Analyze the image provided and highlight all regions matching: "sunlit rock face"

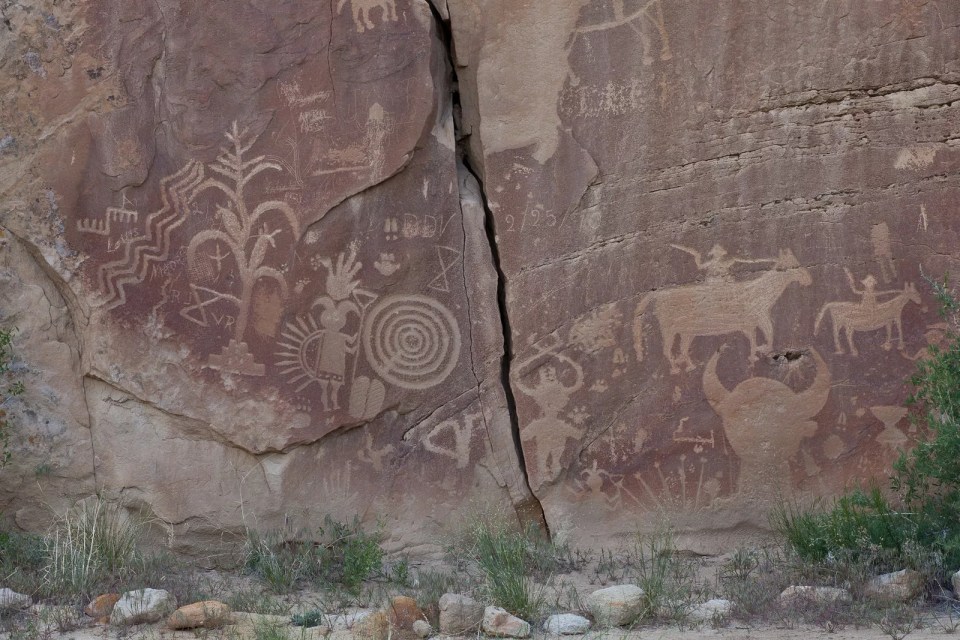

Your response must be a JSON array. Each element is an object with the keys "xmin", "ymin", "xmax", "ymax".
[{"xmin": 1, "ymin": 0, "xmax": 958, "ymax": 553}]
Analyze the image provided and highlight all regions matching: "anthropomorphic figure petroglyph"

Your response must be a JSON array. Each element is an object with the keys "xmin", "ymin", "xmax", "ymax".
[
  {"xmin": 633, "ymin": 249, "xmax": 812, "ymax": 372},
  {"xmin": 815, "ymin": 276, "xmax": 921, "ymax": 356},
  {"xmin": 515, "ymin": 340, "xmax": 584, "ymax": 489},
  {"xmin": 703, "ymin": 348, "xmax": 830, "ymax": 511},
  {"xmin": 670, "ymin": 244, "xmax": 776, "ymax": 282}
]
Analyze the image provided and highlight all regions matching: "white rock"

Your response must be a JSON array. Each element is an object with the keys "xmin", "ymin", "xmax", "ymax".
[
  {"xmin": 438, "ymin": 593, "xmax": 484, "ymax": 634},
  {"xmin": 952, "ymin": 569, "xmax": 960, "ymax": 596},
  {"xmin": 779, "ymin": 585, "xmax": 852, "ymax": 606},
  {"xmin": 543, "ymin": 613, "xmax": 591, "ymax": 634},
  {"xmin": 110, "ymin": 589, "xmax": 177, "ymax": 625},
  {"xmin": 482, "ymin": 606, "xmax": 530, "ymax": 638},
  {"xmin": 687, "ymin": 599, "xmax": 732, "ymax": 623},
  {"xmin": 412, "ymin": 619, "xmax": 433, "ymax": 638},
  {"xmin": 586, "ymin": 584, "xmax": 645, "ymax": 627},
  {"xmin": 325, "ymin": 610, "xmax": 373, "ymax": 630},
  {"xmin": 865, "ymin": 569, "xmax": 924, "ymax": 602},
  {"xmin": 0, "ymin": 588, "xmax": 32, "ymax": 610}
]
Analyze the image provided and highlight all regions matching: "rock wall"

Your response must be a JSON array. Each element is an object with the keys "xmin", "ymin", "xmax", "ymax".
[{"xmin": 1, "ymin": 0, "xmax": 959, "ymax": 553}]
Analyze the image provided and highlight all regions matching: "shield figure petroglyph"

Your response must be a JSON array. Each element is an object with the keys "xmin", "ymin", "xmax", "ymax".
[
  {"xmin": 703, "ymin": 348, "xmax": 831, "ymax": 507},
  {"xmin": 633, "ymin": 249, "xmax": 812, "ymax": 373}
]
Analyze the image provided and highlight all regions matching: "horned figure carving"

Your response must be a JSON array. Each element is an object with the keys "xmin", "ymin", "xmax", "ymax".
[
  {"xmin": 633, "ymin": 249, "xmax": 812, "ymax": 373},
  {"xmin": 703, "ymin": 348, "xmax": 831, "ymax": 511}
]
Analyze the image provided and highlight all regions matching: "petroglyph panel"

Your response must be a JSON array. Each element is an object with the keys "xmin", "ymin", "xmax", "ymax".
[
  {"xmin": 446, "ymin": 0, "xmax": 960, "ymax": 547},
  {"xmin": 1, "ymin": 0, "xmax": 539, "ymax": 552}
]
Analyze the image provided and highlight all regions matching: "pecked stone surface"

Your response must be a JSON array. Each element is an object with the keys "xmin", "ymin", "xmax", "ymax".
[
  {"xmin": 0, "ymin": 0, "xmax": 537, "ymax": 550},
  {"xmin": 1, "ymin": 0, "xmax": 960, "ymax": 553},
  {"xmin": 446, "ymin": 0, "xmax": 960, "ymax": 546}
]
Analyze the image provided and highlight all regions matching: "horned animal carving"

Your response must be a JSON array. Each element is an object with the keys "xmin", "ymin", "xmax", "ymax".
[
  {"xmin": 703, "ymin": 348, "xmax": 831, "ymax": 509},
  {"xmin": 633, "ymin": 249, "xmax": 812, "ymax": 373}
]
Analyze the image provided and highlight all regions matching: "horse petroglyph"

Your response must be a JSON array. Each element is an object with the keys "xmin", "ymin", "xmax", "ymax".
[
  {"xmin": 815, "ymin": 271, "xmax": 921, "ymax": 356},
  {"xmin": 633, "ymin": 249, "xmax": 812, "ymax": 373}
]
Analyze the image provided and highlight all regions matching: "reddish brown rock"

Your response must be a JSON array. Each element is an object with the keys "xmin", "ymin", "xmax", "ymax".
[
  {"xmin": 388, "ymin": 596, "xmax": 426, "ymax": 631},
  {"xmin": 84, "ymin": 594, "xmax": 120, "ymax": 622},
  {"xmin": 167, "ymin": 600, "xmax": 232, "ymax": 629}
]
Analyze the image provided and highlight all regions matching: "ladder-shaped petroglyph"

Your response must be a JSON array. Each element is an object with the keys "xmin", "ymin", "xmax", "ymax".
[
  {"xmin": 177, "ymin": 121, "xmax": 300, "ymax": 376},
  {"xmin": 77, "ymin": 197, "xmax": 139, "ymax": 236},
  {"xmin": 515, "ymin": 337, "xmax": 585, "ymax": 490},
  {"xmin": 814, "ymin": 271, "xmax": 921, "ymax": 356},
  {"xmin": 703, "ymin": 348, "xmax": 831, "ymax": 506},
  {"xmin": 95, "ymin": 162, "xmax": 205, "ymax": 310},
  {"xmin": 337, "ymin": 0, "xmax": 397, "ymax": 32},
  {"xmin": 362, "ymin": 294, "xmax": 461, "ymax": 390},
  {"xmin": 633, "ymin": 248, "xmax": 812, "ymax": 373}
]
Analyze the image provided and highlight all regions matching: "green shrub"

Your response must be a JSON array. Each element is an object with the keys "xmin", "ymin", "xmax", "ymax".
[{"xmin": 244, "ymin": 516, "xmax": 383, "ymax": 594}]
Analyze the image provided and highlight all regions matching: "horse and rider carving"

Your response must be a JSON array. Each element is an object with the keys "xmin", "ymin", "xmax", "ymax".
[{"xmin": 632, "ymin": 248, "xmax": 812, "ymax": 373}]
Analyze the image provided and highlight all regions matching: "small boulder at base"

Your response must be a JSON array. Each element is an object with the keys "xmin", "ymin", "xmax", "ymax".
[
  {"xmin": 482, "ymin": 606, "xmax": 530, "ymax": 638},
  {"xmin": 865, "ymin": 569, "xmax": 925, "ymax": 602},
  {"xmin": 412, "ymin": 619, "xmax": 433, "ymax": 638},
  {"xmin": 687, "ymin": 599, "xmax": 733, "ymax": 623},
  {"xmin": 388, "ymin": 595, "xmax": 425, "ymax": 630},
  {"xmin": 110, "ymin": 589, "xmax": 177, "ymax": 625},
  {"xmin": 167, "ymin": 600, "xmax": 232, "ymax": 629},
  {"xmin": 438, "ymin": 593, "xmax": 484, "ymax": 634},
  {"xmin": 953, "ymin": 569, "xmax": 960, "ymax": 596},
  {"xmin": 0, "ymin": 588, "xmax": 32, "ymax": 610},
  {"xmin": 543, "ymin": 613, "xmax": 591, "ymax": 635},
  {"xmin": 779, "ymin": 585, "xmax": 852, "ymax": 606},
  {"xmin": 84, "ymin": 593, "xmax": 120, "ymax": 621},
  {"xmin": 352, "ymin": 609, "xmax": 389, "ymax": 640},
  {"xmin": 586, "ymin": 584, "xmax": 645, "ymax": 627}
]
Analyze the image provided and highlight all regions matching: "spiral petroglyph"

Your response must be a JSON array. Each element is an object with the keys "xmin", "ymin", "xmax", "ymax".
[{"xmin": 362, "ymin": 295, "xmax": 460, "ymax": 390}]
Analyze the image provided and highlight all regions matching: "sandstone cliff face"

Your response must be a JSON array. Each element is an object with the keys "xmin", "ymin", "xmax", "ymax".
[{"xmin": 1, "ymin": 0, "xmax": 958, "ymax": 552}]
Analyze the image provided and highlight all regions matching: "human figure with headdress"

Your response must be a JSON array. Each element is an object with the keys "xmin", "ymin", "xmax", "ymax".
[
  {"xmin": 670, "ymin": 243, "xmax": 776, "ymax": 281},
  {"xmin": 844, "ymin": 268, "xmax": 901, "ymax": 313}
]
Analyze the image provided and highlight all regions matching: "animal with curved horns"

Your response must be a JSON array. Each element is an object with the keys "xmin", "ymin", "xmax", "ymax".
[
  {"xmin": 814, "ymin": 282, "xmax": 921, "ymax": 356},
  {"xmin": 703, "ymin": 348, "xmax": 831, "ymax": 511},
  {"xmin": 632, "ymin": 249, "xmax": 812, "ymax": 373}
]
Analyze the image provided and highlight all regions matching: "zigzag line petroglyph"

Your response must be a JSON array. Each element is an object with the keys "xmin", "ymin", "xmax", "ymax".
[{"xmin": 97, "ymin": 161, "xmax": 205, "ymax": 310}]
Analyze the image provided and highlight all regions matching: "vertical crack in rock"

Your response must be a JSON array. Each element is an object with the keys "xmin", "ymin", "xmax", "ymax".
[{"xmin": 426, "ymin": 0, "xmax": 548, "ymax": 535}]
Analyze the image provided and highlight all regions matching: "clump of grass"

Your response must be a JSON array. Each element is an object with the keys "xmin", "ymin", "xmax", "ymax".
[
  {"xmin": 458, "ymin": 515, "xmax": 549, "ymax": 621},
  {"xmin": 41, "ymin": 497, "xmax": 143, "ymax": 597},
  {"xmin": 244, "ymin": 515, "xmax": 384, "ymax": 594},
  {"xmin": 0, "ymin": 530, "xmax": 45, "ymax": 596},
  {"xmin": 630, "ymin": 527, "xmax": 699, "ymax": 622}
]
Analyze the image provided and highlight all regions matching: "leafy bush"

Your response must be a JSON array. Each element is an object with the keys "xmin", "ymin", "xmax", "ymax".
[{"xmin": 0, "ymin": 327, "xmax": 25, "ymax": 468}]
